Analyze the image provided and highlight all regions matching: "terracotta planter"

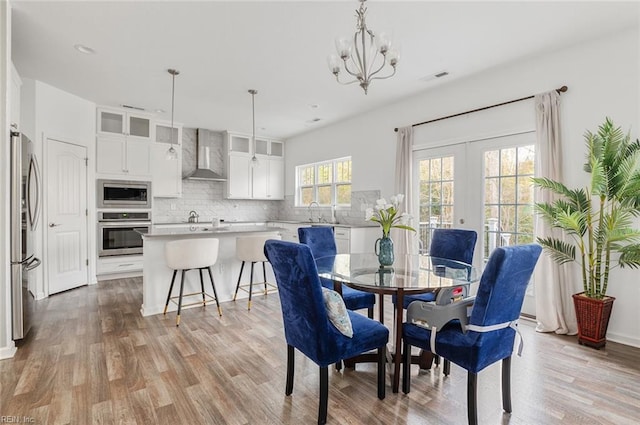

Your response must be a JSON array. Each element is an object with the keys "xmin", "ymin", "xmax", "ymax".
[{"xmin": 572, "ymin": 292, "xmax": 615, "ymax": 349}]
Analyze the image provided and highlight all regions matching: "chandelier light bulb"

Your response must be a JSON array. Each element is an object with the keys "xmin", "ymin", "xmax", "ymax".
[
  {"xmin": 375, "ymin": 30, "xmax": 393, "ymax": 54},
  {"xmin": 335, "ymin": 36, "xmax": 353, "ymax": 60},
  {"xmin": 327, "ymin": 55, "xmax": 342, "ymax": 75}
]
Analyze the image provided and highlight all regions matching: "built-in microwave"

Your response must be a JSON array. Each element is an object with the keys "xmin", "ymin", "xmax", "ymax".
[{"xmin": 97, "ymin": 179, "xmax": 152, "ymax": 209}]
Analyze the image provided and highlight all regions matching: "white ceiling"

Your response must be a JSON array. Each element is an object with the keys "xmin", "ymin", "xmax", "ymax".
[{"xmin": 11, "ymin": 1, "xmax": 640, "ymax": 139}]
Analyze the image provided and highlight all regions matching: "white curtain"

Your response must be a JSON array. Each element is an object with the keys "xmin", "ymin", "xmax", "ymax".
[
  {"xmin": 533, "ymin": 91, "xmax": 577, "ymax": 335},
  {"xmin": 393, "ymin": 126, "xmax": 416, "ymax": 256}
]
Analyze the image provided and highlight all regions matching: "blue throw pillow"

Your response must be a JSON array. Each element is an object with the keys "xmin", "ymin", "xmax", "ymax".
[{"xmin": 322, "ymin": 287, "xmax": 353, "ymax": 338}]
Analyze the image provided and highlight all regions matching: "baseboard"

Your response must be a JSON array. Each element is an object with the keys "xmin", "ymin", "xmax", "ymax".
[
  {"xmin": 0, "ymin": 343, "xmax": 17, "ymax": 359},
  {"xmin": 607, "ymin": 332, "xmax": 640, "ymax": 348}
]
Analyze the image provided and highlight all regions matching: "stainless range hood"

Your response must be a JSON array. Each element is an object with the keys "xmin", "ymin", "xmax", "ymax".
[{"xmin": 184, "ymin": 128, "xmax": 227, "ymax": 181}]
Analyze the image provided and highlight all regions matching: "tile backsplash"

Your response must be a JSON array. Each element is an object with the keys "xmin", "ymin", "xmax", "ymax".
[
  {"xmin": 153, "ymin": 128, "xmax": 282, "ymax": 223},
  {"xmin": 153, "ymin": 127, "xmax": 380, "ymax": 225}
]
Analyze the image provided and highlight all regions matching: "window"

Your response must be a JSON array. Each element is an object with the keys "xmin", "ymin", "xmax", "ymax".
[
  {"xmin": 296, "ymin": 157, "xmax": 352, "ymax": 206},
  {"xmin": 483, "ymin": 145, "xmax": 535, "ymax": 261}
]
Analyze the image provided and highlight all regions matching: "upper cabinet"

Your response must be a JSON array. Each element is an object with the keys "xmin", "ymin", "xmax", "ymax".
[
  {"xmin": 96, "ymin": 107, "xmax": 152, "ymax": 179},
  {"xmin": 150, "ymin": 120, "xmax": 183, "ymax": 198},
  {"xmin": 225, "ymin": 131, "xmax": 285, "ymax": 200},
  {"xmin": 95, "ymin": 108, "xmax": 183, "ymax": 196},
  {"xmin": 97, "ymin": 107, "xmax": 153, "ymax": 142}
]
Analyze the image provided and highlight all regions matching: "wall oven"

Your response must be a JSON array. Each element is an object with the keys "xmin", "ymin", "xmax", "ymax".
[
  {"xmin": 98, "ymin": 211, "xmax": 151, "ymax": 257},
  {"xmin": 97, "ymin": 179, "xmax": 152, "ymax": 209}
]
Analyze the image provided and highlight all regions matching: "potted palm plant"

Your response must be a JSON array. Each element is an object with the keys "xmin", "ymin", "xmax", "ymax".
[{"xmin": 532, "ymin": 118, "xmax": 640, "ymax": 348}]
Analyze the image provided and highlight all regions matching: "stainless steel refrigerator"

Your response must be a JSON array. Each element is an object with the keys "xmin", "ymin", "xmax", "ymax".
[{"xmin": 10, "ymin": 129, "xmax": 41, "ymax": 340}]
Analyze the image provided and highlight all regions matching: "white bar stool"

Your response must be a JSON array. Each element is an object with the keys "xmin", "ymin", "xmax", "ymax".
[
  {"xmin": 163, "ymin": 238, "xmax": 222, "ymax": 326},
  {"xmin": 233, "ymin": 234, "xmax": 281, "ymax": 310}
]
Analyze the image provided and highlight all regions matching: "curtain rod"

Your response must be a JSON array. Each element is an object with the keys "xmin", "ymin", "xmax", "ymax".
[{"xmin": 393, "ymin": 85, "xmax": 568, "ymax": 132}]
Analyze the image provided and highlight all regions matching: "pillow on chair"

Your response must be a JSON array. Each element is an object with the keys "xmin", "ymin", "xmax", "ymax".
[{"xmin": 322, "ymin": 287, "xmax": 353, "ymax": 338}]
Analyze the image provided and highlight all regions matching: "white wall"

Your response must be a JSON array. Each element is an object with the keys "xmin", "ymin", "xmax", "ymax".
[
  {"xmin": 285, "ymin": 28, "xmax": 640, "ymax": 346},
  {"xmin": 20, "ymin": 79, "xmax": 97, "ymax": 298}
]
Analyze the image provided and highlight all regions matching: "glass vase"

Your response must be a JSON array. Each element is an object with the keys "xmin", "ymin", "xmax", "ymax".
[{"xmin": 375, "ymin": 235, "xmax": 394, "ymax": 267}]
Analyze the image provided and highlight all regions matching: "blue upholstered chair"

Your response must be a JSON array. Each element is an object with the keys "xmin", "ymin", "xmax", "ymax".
[
  {"xmin": 401, "ymin": 244, "xmax": 542, "ymax": 425},
  {"xmin": 298, "ymin": 227, "xmax": 375, "ymax": 318},
  {"xmin": 398, "ymin": 228, "xmax": 478, "ymax": 309},
  {"xmin": 264, "ymin": 240, "xmax": 389, "ymax": 425}
]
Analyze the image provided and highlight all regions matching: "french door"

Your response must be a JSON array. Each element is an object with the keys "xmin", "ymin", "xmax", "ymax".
[{"xmin": 413, "ymin": 132, "xmax": 538, "ymax": 315}]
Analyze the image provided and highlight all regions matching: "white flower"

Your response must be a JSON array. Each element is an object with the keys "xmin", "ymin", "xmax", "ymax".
[
  {"xmin": 376, "ymin": 198, "xmax": 387, "ymax": 207},
  {"xmin": 390, "ymin": 195, "xmax": 398, "ymax": 205},
  {"xmin": 365, "ymin": 208, "xmax": 374, "ymax": 220},
  {"xmin": 396, "ymin": 194, "xmax": 405, "ymax": 204}
]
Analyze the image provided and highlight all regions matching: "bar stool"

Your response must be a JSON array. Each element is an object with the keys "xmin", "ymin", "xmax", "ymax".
[
  {"xmin": 233, "ymin": 234, "xmax": 281, "ymax": 310},
  {"xmin": 163, "ymin": 238, "xmax": 222, "ymax": 326}
]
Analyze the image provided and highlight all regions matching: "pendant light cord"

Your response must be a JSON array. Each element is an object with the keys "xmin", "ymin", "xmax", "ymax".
[
  {"xmin": 249, "ymin": 89, "xmax": 258, "ymax": 162},
  {"xmin": 167, "ymin": 69, "xmax": 180, "ymax": 156}
]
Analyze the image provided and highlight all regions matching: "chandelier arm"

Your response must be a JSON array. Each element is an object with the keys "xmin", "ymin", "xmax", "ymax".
[
  {"xmin": 342, "ymin": 59, "xmax": 362, "ymax": 79},
  {"xmin": 352, "ymin": 31, "xmax": 365, "ymax": 78},
  {"xmin": 367, "ymin": 55, "xmax": 388, "ymax": 80},
  {"xmin": 369, "ymin": 66, "xmax": 397, "ymax": 82},
  {"xmin": 334, "ymin": 75, "xmax": 360, "ymax": 86}
]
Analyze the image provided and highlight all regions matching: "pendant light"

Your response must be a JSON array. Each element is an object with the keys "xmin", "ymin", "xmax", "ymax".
[
  {"xmin": 248, "ymin": 89, "xmax": 258, "ymax": 164},
  {"xmin": 166, "ymin": 69, "xmax": 180, "ymax": 160}
]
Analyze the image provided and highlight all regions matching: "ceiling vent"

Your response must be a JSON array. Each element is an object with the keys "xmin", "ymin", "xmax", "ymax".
[{"xmin": 121, "ymin": 104, "xmax": 146, "ymax": 111}]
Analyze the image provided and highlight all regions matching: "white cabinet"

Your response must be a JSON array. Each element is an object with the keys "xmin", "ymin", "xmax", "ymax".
[
  {"xmin": 96, "ymin": 135, "xmax": 151, "ymax": 177},
  {"xmin": 227, "ymin": 154, "xmax": 252, "ymax": 199},
  {"xmin": 97, "ymin": 255, "xmax": 143, "ymax": 276},
  {"xmin": 151, "ymin": 121, "xmax": 182, "ymax": 198},
  {"xmin": 225, "ymin": 132, "xmax": 285, "ymax": 200},
  {"xmin": 96, "ymin": 107, "xmax": 154, "ymax": 178},
  {"xmin": 97, "ymin": 108, "xmax": 152, "ymax": 141},
  {"xmin": 268, "ymin": 222, "xmax": 308, "ymax": 242}
]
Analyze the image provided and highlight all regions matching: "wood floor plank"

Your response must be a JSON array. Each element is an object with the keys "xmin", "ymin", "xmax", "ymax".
[{"xmin": 1, "ymin": 276, "xmax": 639, "ymax": 424}]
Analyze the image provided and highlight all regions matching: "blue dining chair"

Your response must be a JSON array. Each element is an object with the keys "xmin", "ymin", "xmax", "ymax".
[
  {"xmin": 398, "ymin": 228, "xmax": 478, "ymax": 309},
  {"xmin": 264, "ymin": 240, "xmax": 389, "ymax": 425},
  {"xmin": 298, "ymin": 227, "xmax": 375, "ymax": 318},
  {"xmin": 401, "ymin": 244, "xmax": 542, "ymax": 425}
]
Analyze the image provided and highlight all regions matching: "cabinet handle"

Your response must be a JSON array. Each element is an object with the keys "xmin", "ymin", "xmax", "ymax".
[{"xmin": 118, "ymin": 263, "xmax": 134, "ymax": 267}]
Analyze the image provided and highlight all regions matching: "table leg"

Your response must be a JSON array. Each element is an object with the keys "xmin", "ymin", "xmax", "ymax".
[{"xmin": 392, "ymin": 290, "xmax": 404, "ymax": 393}]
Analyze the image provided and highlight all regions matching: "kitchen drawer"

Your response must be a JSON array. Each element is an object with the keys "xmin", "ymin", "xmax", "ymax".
[{"xmin": 97, "ymin": 255, "xmax": 143, "ymax": 275}]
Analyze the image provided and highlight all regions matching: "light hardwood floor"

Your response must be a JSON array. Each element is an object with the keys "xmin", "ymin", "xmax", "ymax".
[{"xmin": 1, "ymin": 277, "xmax": 639, "ymax": 424}]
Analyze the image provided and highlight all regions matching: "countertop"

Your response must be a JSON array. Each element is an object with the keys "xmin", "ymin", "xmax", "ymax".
[
  {"xmin": 139, "ymin": 225, "xmax": 284, "ymax": 238},
  {"xmin": 152, "ymin": 220, "xmax": 378, "ymax": 229},
  {"xmin": 269, "ymin": 221, "xmax": 379, "ymax": 229}
]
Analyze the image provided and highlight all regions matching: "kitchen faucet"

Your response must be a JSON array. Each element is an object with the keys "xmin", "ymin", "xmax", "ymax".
[
  {"xmin": 188, "ymin": 210, "xmax": 199, "ymax": 223},
  {"xmin": 307, "ymin": 201, "xmax": 320, "ymax": 222}
]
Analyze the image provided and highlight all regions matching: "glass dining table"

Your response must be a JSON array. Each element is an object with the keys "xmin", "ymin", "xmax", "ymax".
[{"xmin": 316, "ymin": 253, "xmax": 479, "ymax": 393}]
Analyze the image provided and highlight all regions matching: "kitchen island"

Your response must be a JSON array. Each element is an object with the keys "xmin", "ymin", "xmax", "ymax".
[{"xmin": 139, "ymin": 225, "xmax": 283, "ymax": 317}]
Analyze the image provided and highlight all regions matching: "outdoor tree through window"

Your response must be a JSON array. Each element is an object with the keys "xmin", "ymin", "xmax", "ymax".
[{"xmin": 296, "ymin": 157, "xmax": 352, "ymax": 206}]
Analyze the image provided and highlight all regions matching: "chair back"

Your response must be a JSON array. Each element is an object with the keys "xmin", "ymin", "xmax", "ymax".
[
  {"xmin": 236, "ymin": 234, "xmax": 282, "ymax": 262},
  {"xmin": 165, "ymin": 238, "xmax": 219, "ymax": 270},
  {"xmin": 298, "ymin": 227, "xmax": 337, "ymax": 258},
  {"xmin": 469, "ymin": 244, "xmax": 542, "ymax": 328},
  {"xmin": 264, "ymin": 240, "xmax": 337, "ymax": 365},
  {"xmin": 429, "ymin": 228, "xmax": 477, "ymax": 264}
]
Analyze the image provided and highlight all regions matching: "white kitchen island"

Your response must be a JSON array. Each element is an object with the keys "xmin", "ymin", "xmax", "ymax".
[{"xmin": 139, "ymin": 225, "xmax": 283, "ymax": 317}]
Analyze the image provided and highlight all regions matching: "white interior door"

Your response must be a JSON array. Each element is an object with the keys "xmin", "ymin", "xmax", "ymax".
[{"xmin": 46, "ymin": 140, "xmax": 88, "ymax": 294}]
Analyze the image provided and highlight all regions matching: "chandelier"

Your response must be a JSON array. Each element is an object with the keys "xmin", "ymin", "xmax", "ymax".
[{"xmin": 328, "ymin": 0, "xmax": 399, "ymax": 94}]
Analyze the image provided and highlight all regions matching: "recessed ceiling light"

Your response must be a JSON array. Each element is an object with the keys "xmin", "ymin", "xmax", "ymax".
[
  {"xmin": 309, "ymin": 104, "xmax": 319, "ymax": 109},
  {"xmin": 74, "ymin": 44, "xmax": 95, "ymax": 54},
  {"xmin": 154, "ymin": 109, "xmax": 165, "ymax": 114},
  {"xmin": 306, "ymin": 118, "xmax": 322, "ymax": 124}
]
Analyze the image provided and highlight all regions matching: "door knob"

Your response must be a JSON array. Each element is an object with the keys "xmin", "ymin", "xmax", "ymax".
[
  {"xmin": 49, "ymin": 222, "xmax": 60, "ymax": 227},
  {"xmin": 459, "ymin": 218, "xmax": 465, "ymax": 224}
]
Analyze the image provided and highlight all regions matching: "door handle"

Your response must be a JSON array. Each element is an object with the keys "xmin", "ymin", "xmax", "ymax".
[{"xmin": 49, "ymin": 222, "xmax": 60, "ymax": 227}]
